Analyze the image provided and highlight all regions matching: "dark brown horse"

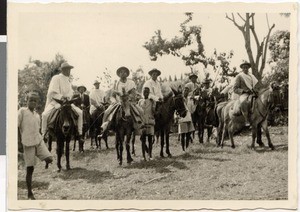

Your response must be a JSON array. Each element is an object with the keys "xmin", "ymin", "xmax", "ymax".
[
  {"xmin": 155, "ymin": 87, "xmax": 187, "ymax": 158},
  {"xmin": 216, "ymin": 85, "xmax": 279, "ymax": 149},
  {"xmin": 193, "ymin": 88, "xmax": 218, "ymax": 143},
  {"xmin": 46, "ymin": 98, "xmax": 78, "ymax": 171},
  {"xmin": 90, "ymin": 103, "xmax": 110, "ymax": 150}
]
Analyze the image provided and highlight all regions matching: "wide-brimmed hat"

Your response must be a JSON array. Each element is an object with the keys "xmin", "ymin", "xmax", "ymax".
[
  {"xmin": 240, "ymin": 61, "xmax": 251, "ymax": 69},
  {"xmin": 93, "ymin": 80, "xmax": 100, "ymax": 85},
  {"xmin": 148, "ymin": 68, "xmax": 161, "ymax": 76},
  {"xmin": 116, "ymin": 66, "xmax": 130, "ymax": 77},
  {"xmin": 77, "ymin": 85, "xmax": 87, "ymax": 92},
  {"xmin": 60, "ymin": 62, "xmax": 74, "ymax": 70},
  {"xmin": 189, "ymin": 73, "xmax": 198, "ymax": 79}
]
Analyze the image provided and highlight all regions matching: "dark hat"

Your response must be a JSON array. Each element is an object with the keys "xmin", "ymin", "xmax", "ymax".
[
  {"xmin": 189, "ymin": 73, "xmax": 198, "ymax": 79},
  {"xmin": 93, "ymin": 80, "xmax": 100, "ymax": 85},
  {"xmin": 60, "ymin": 62, "xmax": 74, "ymax": 70},
  {"xmin": 240, "ymin": 61, "xmax": 251, "ymax": 69},
  {"xmin": 148, "ymin": 68, "xmax": 161, "ymax": 76},
  {"xmin": 77, "ymin": 85, "xmax": 87, "ymax": 92},
  {"xmin": 116, "ymin": 66, "xmax": 130, "ymax": 77}
]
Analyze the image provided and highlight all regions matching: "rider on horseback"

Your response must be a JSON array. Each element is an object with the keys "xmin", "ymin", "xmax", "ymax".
[
  {"xmin": 73, "ymin": 85, "xmax": 90, "ymax": 110},
  {"xmin": 41, "ymin": 62, "xmax": 84, "ymax": 142},
  {"xmin": 101, "ymin": 66, "xmax": 144, "ymax": 133},
  {"xmin": 232, "ymin": 61, "xmax": 258, "ymax": 126},
  {"xmin": 89, "ymin": 80, "xmax": 106, "ymax": 115}
]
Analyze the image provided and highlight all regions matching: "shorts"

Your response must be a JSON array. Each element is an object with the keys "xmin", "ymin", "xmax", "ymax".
[{"xmin": 23, "ymin": 141, "xmax": 52, "ymax": 167}]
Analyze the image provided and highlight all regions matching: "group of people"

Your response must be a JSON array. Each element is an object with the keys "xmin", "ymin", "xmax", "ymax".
[{"xmin": 18, "ymin": 60, "xmax": 259, "ymax": 199}]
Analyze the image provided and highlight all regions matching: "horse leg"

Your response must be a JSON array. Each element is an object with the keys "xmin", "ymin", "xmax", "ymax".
[
  {"xmin": 261, "ymin": 120, "xmax": 274, "ymax": 150},
  {"xmin": 228, "ymin": 124, "xmax": 235, "ymax": 149},
  {"xmin": 66, "ymin": 139, "xmax": 71, "ymax": 170},
  {"xmin": 56, "ymin": 140, "xmax": 63, "ymax": 172},
  {"xmin": 73, "ymin": 138, "xmax": 76, "ymax": 151},
  {"xmin": 160, "ymin": 130, "xmax": 165, "ymax": 158},
  {"xmin": 251, "ymin": 124, "xmax": 257, "ymax": 150},
  {"xmin": 115, "ymin": 134, "xmax": 120, "ymax": 161},
  {"xmin": 166, "ymin": 131, "xmax": 172, "ymax": 157},
  {"xmin": 79, "ymin": 133, "xmax": 84, "ymax": 153},
  {"xmin": 48, "ymin": 135, "xmax": 52, "ymax": 152},
  {"xmin": 256, "ymin": 123, "xmax": 265, "ymax": 147},
  {"xmin": 206, "ymin": 126, "xmax": 213, "ymax": 143},
  {"xmin": 217, "ymin": 122, "xmax": 223, "ymax": 146},
  {"xmin": 126, "ymin": 130, "xmax": 133, "ymax": 164},
  {"xmin": 221, "ymin": 123, "xmax": 227, "ymax": 148},
  {"xmin": 104, "ymin": 132, "xmax": 109, "ymax": 149},
  {"xmin": 198, "ymin": 121, "xmax": 204, "ymax": 143},
  {"xmin": 131, "ymin": 132, "xmax": 136, "ymax": 156}
]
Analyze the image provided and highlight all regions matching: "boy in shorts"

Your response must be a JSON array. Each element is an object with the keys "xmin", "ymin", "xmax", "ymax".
[{"xmin": 18, "ymin": 91, "xmax": 53, "ymax": 200}]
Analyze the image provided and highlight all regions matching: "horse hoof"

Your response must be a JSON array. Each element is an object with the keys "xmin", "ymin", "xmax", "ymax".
[
  {"xmin": 66, "ymin": 166, "xmax": 71, "ymax": 170},
  {"xmin": 167, "ymin": 154, "xmax": 172, "ymax": 158},
  {"xmin": 250, "ymin": 146, "xmax": 255, "ymax": 150},
  {"xmin": 45, "ymin": 164, "xmax": 49, "ymax": 169},
  {"xmin": 231, "ymin": 145, "xmax": 235, "ymax": 149},
  {"xmin": 57, "ymin": 169, "xmax": 61, "ymax": 173},
  {"xmin": 28, "ymin": 193, "xmax": 36, "ymax": 200},
  {"xmin": 160, "ymin": 154, "xmax": 165, "ymax": 158},
  {"xmin": 119, "ymin": 161, "xmax": 122, "ymax": 166},
  {"xmin": 269, "ymin": 145, "xmax": 275, "ymax": 150}
]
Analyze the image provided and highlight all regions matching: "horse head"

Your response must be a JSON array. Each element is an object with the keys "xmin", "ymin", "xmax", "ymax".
[
  {"xmin": 53, "ymin": 97, "xmax": 77, "ymax": 137},
  {"xmin": 171, "ymin": 86, "xmax": 187, "ymax": 118}
]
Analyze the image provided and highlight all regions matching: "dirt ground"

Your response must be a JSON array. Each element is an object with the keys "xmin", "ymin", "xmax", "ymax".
[{"xmin": 18, "ymin": 126, "xmax": 288, "ymax": 200}]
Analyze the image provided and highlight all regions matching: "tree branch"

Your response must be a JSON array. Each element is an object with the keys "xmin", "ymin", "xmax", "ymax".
[
  {"xmin": 237, "ymin": 13, "xmax": 246, "ymax": 22},
  {"xmin": 260, "ymin": 23, "xmax": 275, "ymax": 75},
  {"xmin": 226, "ymin": 13, "xmax": 244, "ymax": 31},
  {"xmin": 250, "ymin": 15, "xmax": 260, "ymax": 48}
]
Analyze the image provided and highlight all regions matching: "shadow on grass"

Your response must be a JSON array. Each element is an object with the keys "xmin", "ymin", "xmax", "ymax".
[
  {"xmin": 18, "ymin": 180, "xmax": 50, "ymax": 190},
  {"xmin": 57, "ymin": 167, "xmax": 113, "ymax": 184},
  {"xmin": 253, "ymin": 144, "xmax": 288, "ymax": 153},
  {"xmin": 124, "ymin": 158, "xmax": 188, "ymax": 173}
]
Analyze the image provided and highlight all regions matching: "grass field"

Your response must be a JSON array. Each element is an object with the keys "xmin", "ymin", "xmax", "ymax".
[{"xmin": 18, "ymin": 126, "xmax": 288, "ymax": 200}]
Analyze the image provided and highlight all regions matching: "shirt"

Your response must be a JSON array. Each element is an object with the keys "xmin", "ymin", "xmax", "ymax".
[
  {"xmin": 18, "ymin": 107, "xmax": 43, "ymax": 147},
  {"xmin": 89, "ymin": 89, "xmax": 106, "ymax": 114},
  {"xmin": 142, "ymin": 79, "xmax": 163, "ymax": 101},
  {"xmin": 114, "ymin": 79, "xmax": 136, "ymax": 102},
  {"xmin": 185, "ymin": 81, "xmax": 200, "ymax": 95},
  {"xmin": 45, "ymin": 73, "xmax": 74, "ymax": 107},
  {"xmin": 138, "ymin": 98, "xmax": 155, "ymax": 125}
]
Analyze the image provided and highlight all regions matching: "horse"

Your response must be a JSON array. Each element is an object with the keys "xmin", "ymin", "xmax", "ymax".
[
  {"xmin": 46, "ymin": 98, "xmax": 78, "ymax": 171},
  {"xmin": 73, "ymin": 105, "xmax": 90, "ymax": 152},
  {"xmin": 193, "ymin": 88, "xmax": 218, "ymax": 143},
  {"xmin": 90, "ymin": 103, "xmax": 110, "ymax": 150},
  {"xmin": 155, "ymin": 87, "xmax": 187, "ymax": 158},
  {"xmin": 216, "ymin": 85, "xmax": 279, "ymax": 149}
]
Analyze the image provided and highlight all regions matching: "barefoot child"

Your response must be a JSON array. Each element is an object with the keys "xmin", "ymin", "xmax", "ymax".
[
  {"xmin": 18, "ymin": 91, "xmax": 53, "ymax": 200},
  {"xmin": 138, "ymin": 87, "xmax": 156, "ymax": 161}
]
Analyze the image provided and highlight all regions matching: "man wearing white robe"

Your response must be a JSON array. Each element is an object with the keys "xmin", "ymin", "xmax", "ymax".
[
  {"xmin": 142, "ymin": 69, "xmax": 163, "ymax": 102},
  {"xmin": 41, "ymin": 62, "xmax": 83, "ymax": 138},
  {"xmin": 89, "ymin": 80, "xmax": 106, "ymax": 115}
]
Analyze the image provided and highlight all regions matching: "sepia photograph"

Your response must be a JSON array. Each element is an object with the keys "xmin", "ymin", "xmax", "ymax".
[{"xmin": 7, "ymin": 2, "xmax": 297, "ymax": 210}]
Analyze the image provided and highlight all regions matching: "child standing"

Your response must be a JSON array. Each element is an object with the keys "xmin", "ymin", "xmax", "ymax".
[
  {"xmin": 178, "ymin": 86, "xmax": 195, "ymax": 152},
  {"xmin": 18, "ymin": 92, "xmax": 53, "ymax": 200},
  {"xmin": 138, "ymin": 87, "xmax": 156, "ymax": 161}
]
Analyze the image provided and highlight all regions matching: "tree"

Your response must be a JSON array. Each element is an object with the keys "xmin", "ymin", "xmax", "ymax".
[
  {"xmin": 131, "ymin": 67, "xmax": 145, "ymax": 93},
  {"xmin": 264, "ymin": 30, "xmax": 289, "ymax": 85},
  {"xmin": 226, "ymin": 13, "xmax": 275, "ymax": 81},
  {"xmin": 143, "ymin": 13, "xmax": 237, "ymax": 83},
  {"xmin": 18, "ymin": 54, "xmax": 66, "ymax": 113}
]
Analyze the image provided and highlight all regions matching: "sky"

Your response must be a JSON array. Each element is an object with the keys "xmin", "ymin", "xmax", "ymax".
[{"xmin": 15, "ymin": 4, "xmax": 291, "ymax": 91}]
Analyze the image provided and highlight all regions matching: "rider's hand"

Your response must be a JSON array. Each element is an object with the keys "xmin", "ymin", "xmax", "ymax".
[{"xmin": 61, "ymin": 96, "xmax": 68, "ymax": 103}]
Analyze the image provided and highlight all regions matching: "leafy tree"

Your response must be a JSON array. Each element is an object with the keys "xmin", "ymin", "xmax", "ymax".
[
  {"xmin": 143, "ymin": 13, "xmax": 237, "ymax": 83},
  {"xmin": 226, "ymin": 13, "xmax": 275, "ymax": 81},
  {"xmin": 264, "ymin": 30, "xmax": 289, "ymax": 85},
  {"xmin": 18, "ymin": 54, "xmax": 66, "ymax": 113},
  {"xmin": 131, "ymin": 67, "xmax": 145, "ymax": 93}
]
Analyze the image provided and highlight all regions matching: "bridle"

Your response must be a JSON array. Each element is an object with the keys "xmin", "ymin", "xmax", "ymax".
[{"xmin": 173, "ymin": 94, "xmax": 187, "ymax": 117}]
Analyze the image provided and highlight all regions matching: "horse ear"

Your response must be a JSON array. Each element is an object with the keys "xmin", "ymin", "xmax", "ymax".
[
  {"xmin": 178, "ymin": 85, "xmax": 183, "ymax": 94},
  {"xmin": 53, "ymin": 98, "xmax": 63, "ymax": 105},
  {"xmin": 171, "ymin": 88, "xmax": 178, "ymax": 96}
]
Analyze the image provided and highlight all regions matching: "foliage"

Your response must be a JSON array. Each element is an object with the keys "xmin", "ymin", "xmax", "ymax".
[
  {"xmin": 18, "ymin": 54, "xmax": 67, "ymax": 113},
  {"xmin": 264, "ymin": 30, "xmax": 289, "ymax": 85},
  {"xmin": 143, "ymin": 13, "xmax": 237, "ymax": 85},
  {"xmin": 131, "ymin": 67, "xmax": 146, "ymax": 93}
]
